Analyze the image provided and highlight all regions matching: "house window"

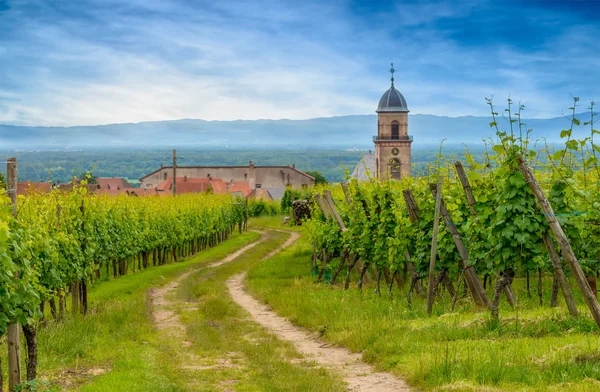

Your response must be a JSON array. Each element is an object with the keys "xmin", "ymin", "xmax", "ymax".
[
  {"xmin": 390, "ymin": 158, "xmax": 401, "ymax": 179},
  {"xmin": 256, "ymin": 184, "xmax": 262, "ymax": 188},
  {"xmin": 164, "ymin": 172, "xmax": 168, "ymax": 180},
  {"xmin": 391, "ymin": 121, "xmax": 399, "ymax": 140}
]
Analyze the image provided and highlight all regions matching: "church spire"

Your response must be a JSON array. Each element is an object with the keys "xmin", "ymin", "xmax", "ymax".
[{"xmin": 389, "ymin": 62, "xmax": 396, "ymax": 88}]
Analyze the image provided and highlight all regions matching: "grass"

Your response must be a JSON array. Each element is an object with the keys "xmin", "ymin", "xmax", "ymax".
[
  {"xmin": 246, "ymin": 222, "xmax": 600, "ymax": 391},
  {"xmin": 167, "ymin": 228, "xmax": 345, "ymax": 391},
  {"xmin": 1, "ymin": 224, "xmax": 346, "ymax": 392},
  {"xmin": 1, "ymin": 230, "xmax": 261, "ymax": 391}
]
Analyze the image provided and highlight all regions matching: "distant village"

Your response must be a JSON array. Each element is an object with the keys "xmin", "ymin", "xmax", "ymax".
[
  {"xmin": 17, "ymin": 66, "xmax": 413, "ymax": 200},
  {"xmin": 16, "ymin": 160, "xmax": 315, "ymax": 201}
]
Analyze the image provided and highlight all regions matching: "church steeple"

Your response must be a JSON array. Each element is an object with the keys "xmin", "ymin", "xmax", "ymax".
[{"xmin": 374, "ymin": 64, "xmax": 412, "ymax": 180}]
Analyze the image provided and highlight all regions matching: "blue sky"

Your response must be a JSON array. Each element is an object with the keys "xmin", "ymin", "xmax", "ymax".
[{"xmin": 0, "ymin": 0, "xmax": 598, "ymax": 126}]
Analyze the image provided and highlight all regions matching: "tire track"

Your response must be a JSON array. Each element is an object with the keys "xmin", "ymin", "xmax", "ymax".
[{"xmin": 227, "ymin": 230, "xmax": 411, "ymax": 392}]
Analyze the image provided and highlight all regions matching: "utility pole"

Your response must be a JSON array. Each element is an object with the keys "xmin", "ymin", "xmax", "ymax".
[
  {"xmin": 172, "ymin": 149, "xmax": 177, "ymax": 196},
  {"xmin": 6, "ymin": 157, "xmax": 21, "ymax": 390}
]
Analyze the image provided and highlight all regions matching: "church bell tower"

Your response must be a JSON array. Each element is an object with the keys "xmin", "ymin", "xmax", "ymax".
[{"xmin": 374, "ymin": 63, "xmax": 412, "ymax": 180}]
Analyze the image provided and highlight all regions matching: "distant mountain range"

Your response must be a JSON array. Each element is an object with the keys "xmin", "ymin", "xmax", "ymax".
[{"xmin": 0, "ymin": 113, "xmax": 593, "ymax": 150}]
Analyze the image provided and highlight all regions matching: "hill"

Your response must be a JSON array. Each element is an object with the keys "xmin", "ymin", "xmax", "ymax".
[{"xmin": 0, "ymin": 112, "xmax": 592, "ymax": 150}]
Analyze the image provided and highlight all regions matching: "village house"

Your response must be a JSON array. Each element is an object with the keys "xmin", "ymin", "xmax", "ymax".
[{"xmin": 139, "ymin": 161, "xmax": 314, "ymax": 200}]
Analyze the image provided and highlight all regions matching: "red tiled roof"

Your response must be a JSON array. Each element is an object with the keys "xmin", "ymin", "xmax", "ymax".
[
  {"xmin": 17, "ymin": 181, "xmax": 52, "ymax": 196},
  {"xmin": 96, "ymin": 178, "xmax": 132, "ymax": 190},
  {"xmin": 228, "ymin": 181, "xmax": 251, "ymax": 197}
]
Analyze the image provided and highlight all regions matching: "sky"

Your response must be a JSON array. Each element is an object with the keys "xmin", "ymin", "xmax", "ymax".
[{"xmin": 0, "ymin": 0, "xmax": 598, "ymax": 126}]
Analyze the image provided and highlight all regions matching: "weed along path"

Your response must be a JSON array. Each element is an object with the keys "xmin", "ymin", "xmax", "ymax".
[{"xmin": 227, "ymin": 230, "xmax": 411, "ymax": 392}]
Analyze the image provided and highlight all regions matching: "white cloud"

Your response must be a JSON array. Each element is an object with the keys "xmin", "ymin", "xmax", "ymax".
[{"xmin": 0, "ymin": 0, "xmax": 597, "ymax": 126}]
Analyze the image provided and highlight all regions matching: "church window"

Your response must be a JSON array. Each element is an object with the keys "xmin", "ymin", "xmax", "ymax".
[
  {"xmin": 164, "ymin": 172, "xmax": 168, "ymax": 180},
  {"xmin": 389, "ymin": 158, "xmax": 401, "ymax": 179},
  {"xmin": 391, "ymin": 121, "xmax": 399, "ymax": 140}
]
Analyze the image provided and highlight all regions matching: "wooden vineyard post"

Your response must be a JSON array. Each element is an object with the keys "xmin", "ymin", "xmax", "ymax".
[
  {"xmin": 401, "ymin": 190, "xmax": 425, "ymax": 296},
  {"xmin": 313, "ymin": 194, "xmax": 331, "ymax": 222},
  {"xmin": 6, "ymin": 158, "xmax": 22, "ymax": 390},
  {"xmin": 340, "ymin": 182, "xmax": 352, "ymax": 205},
  {"xmin": 429, "ymin": 184, "xmax": 492, "ymax": 309},
  {"xmin": 454, "ymin": 161, "xmax": 517, "ymax": 307},
  {"xmin": 454, "ymin": 161, "xmax": 477, "ymax": 216},
  {"xmin": 517, "ymin": 155, "xmax": 600, "ymax": 328},
  {"xmin": 427, "ymin": 178, "xmax": 443, "ymax": 315},
  {"xmin": 542, "ymin": 233, "xmax": 578, "ymax": 317},
  {"xmin": 323, "ymin": 190, "xmax": 347, "ymax": 232}
]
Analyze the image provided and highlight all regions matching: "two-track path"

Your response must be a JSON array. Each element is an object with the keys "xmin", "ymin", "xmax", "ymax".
[
  {"xmin": 227, "ymin": 230, "xmax": 410, "ymax": 392},
  {"xmin": 150, "ymin": 229, "xmax": 411, "ymax": 391}
]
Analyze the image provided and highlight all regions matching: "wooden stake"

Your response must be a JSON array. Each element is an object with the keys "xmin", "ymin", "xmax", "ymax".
[
  {"xmin": 429, "ymin": 184, "xmax": 492, "ymax": 309},
  {"xmin": 542, "ymin": 232, "xmax": 578, "ymax": 317},
  {"xmin": 517, "ymin": 155, "xmax": 600, "ymax": 328},
  {"xmin": 454, "ymin": 161, "xmax": 477, "ymax": 216},
  {"xmin": 323, "ymin": 190, "xmax": 347, "ymax": 232},
  {"xmin": 340, "ymin": 182, "xmax": 352, "ymax": 205},
  {"xmin": 6, "ymin": 157, "xmax": 21, "ymax": 390},
  {"xmin": 427, "ymin": 178, "xmax": 443, "ymax": 315},
  {"xmin": 455, "ymin": 160, "xmax": 516, "ymax": 307},
  {"xmin": 402, "ymin": 189, "xmax": 420, "ymax": 224},
  {"xmin": 313, "ymin": 194, "xmax": 331, "ymax": 221},
  {"xmin": 401, "ymin": 190, "xmax": 424, "ymax": 296}
]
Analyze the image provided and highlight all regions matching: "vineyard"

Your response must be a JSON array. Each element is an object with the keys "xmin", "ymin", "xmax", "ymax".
[
  {"xmin": 305, "ymin": 99, "xmax": 600, "ymax": 324},
  {"xmin": 0, "ymin": 178, "xmax": 246, "ymax": 390}
]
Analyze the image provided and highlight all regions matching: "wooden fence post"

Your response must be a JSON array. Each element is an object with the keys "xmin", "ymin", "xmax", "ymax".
[
  {"xmin": 427, "ymin": 178, "xmax": 443, "ymax": 315},
  {"xmin": 7, "ymin": 157, "xmax": 22, "ymax": 390},
  {"xmin": 517, "ymin": 155, "xmax": 600, "ymax": 328}
]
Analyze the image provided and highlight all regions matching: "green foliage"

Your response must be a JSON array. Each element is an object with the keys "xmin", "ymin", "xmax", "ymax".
[
  {"xmin": 78, "ymin": 170, "xmax": 97, "ymax": 184},
  {"xmin": 305, "ymin": 171, "xmax": 328, "ymax": 184},
  {"xmin": 0, "ymin": 189, "xmax": 244, "ymax": 336},
  {"xmin": 305, "ymin": 97, "xmax": 599, "ymax": 286},
  {"xmin": 280, "ymin": 187, "xmax": 312, "ymax": 212},
  {"xmin": 247, "ymin": 198, "xmax": 281, "ymax": 217}
]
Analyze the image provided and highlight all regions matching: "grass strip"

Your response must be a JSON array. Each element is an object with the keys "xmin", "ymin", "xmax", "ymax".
[
  {"xmin": 1, "ymin": 231, "xmax": 261, "ymax": 392},
  {"xmin": 246, "ymin": 224, "xmax": 600, "ymax": 392},
  {"xmin": 171, "ymin": 228, "xmax": 346, "ymax": 391}
]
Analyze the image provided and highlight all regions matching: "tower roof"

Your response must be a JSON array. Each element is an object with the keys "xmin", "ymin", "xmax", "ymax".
[
  {"xmin": 377, "ymin": 87, "xmax": 409, "ymax": 113},
  {"xmin": 377, "ymin": 62, "xmax": 409, "ymax": 113}
]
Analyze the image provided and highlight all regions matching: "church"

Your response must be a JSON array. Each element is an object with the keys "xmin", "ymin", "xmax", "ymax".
[{"xmin": 351, "ymin": 64, "xmax": 412, "ymax": 181}]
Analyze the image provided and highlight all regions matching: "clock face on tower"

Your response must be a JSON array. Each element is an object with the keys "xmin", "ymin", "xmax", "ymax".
[{"xmin": 391, "ymin": 147, "xmax": 399, "ymax": 156}]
